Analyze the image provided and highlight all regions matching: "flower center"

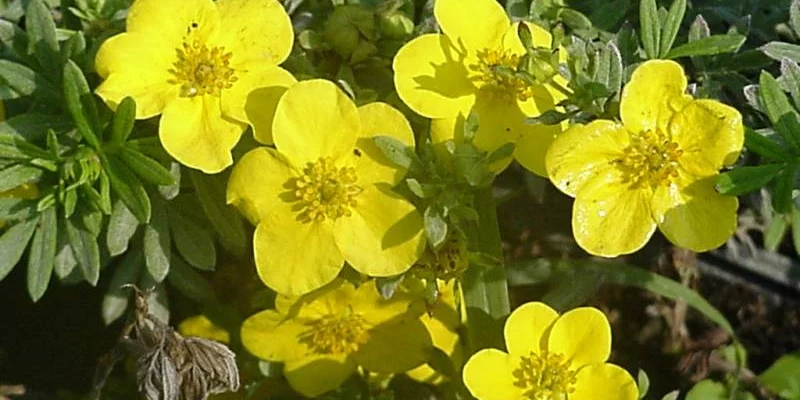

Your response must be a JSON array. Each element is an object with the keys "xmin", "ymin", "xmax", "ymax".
[
  {"xmin": 616, "ymin": 130, "xmax": 683, "ymax": 188},
  {"xmin": 169, "ymin": 39, "xmax": 237, "ymax": 97},
  {"xmin": 413, "ymin": 234, "xmax": 469, "ymax": 281},
  {"xmin": 512, "ymin": 351, "xmax": 577, "ymax": 400},
  {"xmin": 471, "ymin": 48, "xmax": 536, "ymax": 101},
  {"xmin": 299, "ymin": 313, "xmax": 370, "ymax": 355},
  {"xmin": 293, "ymin": 157, "xmax": 361, "ymax": 222}
]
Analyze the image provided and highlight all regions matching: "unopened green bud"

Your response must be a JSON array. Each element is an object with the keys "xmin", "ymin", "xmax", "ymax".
[{"xmin": 378, "ymin": 11, "xmax": 414, "ymax": 39}]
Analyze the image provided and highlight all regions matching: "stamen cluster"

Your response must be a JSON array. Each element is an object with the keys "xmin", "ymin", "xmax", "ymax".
[
  {"xmin": 299, "ymin": 313, "xmax": 370, "ymax": 355},
  {"xmin": 169, "ymin": 39, "xmax": 237, "ymax": 97},
  {"xmin": 617, "ymin": 130, "xmax": 683, "ymax": 188},
  {"xmin": 512, "ymin": 350, "xmax": 578, "ymax": 400},
  {"xmin": 471, "ymin": 48, "xmax": 537, "ymax": 101},
  {"xmin": 294, "ymin": 157, "xmax": 361, "ymax": 222}
]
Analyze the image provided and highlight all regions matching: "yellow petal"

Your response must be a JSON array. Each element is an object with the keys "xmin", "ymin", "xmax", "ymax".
[
  {"xmin": 462, "ymin": 349, "xmax": 523, "ymax": 400},
  {"xmin": 226, "ymin": 147, "xmax": 296, "ymax": 224},
  {"xmin": 355, "ymin": 102, "xmax": 415, "ymax": 186},
  {"xmin": 572, "ymin": 170, "xmax": 656, "ymax": 257},
  {"xmin": 512, "ymin": 117, "xmax": 562, "ymax": 177},
  {"xmin": 240, "ymin": 310, "xmax": 308, "ymax": 361},
  {"xmin": 392, "ymin": 34, "xmax": 476, "ymax": 119},
  {"xmin": 406, "ymin": 310, "xmax": 461, "ymax": 384},
  {"xmin": 620, "ymin": 60, "xmax": 690, "ymax": 133},
  {"xmin": 94, "ymin": 33, "xmax": 177, "ymax": 118},
  {"xmin": 126, "ymin": 0, "xmax": 219, "ymax": 47},
  {"xmin": 571, "ymin": 364, "xmax": 639, "ymax": 400},
  {"xmin": 547, "ymin": 307, "xmax": 611, "ymax": 368},
  {"xmin": 354, "ymin": 319, "xmax": 432, "ymax": 374},
  {"xmin": 546, "ymin": 120, "xmax": 628, "ymax": 197},
  {"xmin": 284, "ymin": 353, "xmax": 357, "ymax": 398},
  {"xmin": 215, "ymin": 0, "xmax": 293, "ymax": 66},
  {"xmin": 178, "ymin": 315, "xmax": 230, "ymax": 344},
  {"xmin": 159, "ymin": 95, "xmax": 244, "ymax": 173},
  {"xmin": 220, "ymin": 65, "xmax": 296, "ymax": 144},
  {"xmin": 434, "ymin": 0, "xmax": 509, "ymax": 51},
  {"xmin": 471, "ymin": 90, "xmax": 557, "ymax": 174},
  {"xmin": 652, "ymin": 174, "xmax": 738, "ymax": 252},
  {"xmin": 351, "ymin": 280, "xmax": 414, "ymax": 327},
  {"xmin": 335, "ymin": 185, "xmax": 425, "ymax": 278},
  {"xmin": 670, "ymin": 99, "xmax": 744, "ymax": 175},
  {"xmin": 293, "ymin": 279, "xmax": 358, "ymax": 321},
  {"xmin": 504, "ymin": 301, "xmax": 558, "ymax": 356},
  {"xmin": 273, "ymin": 79, "xmax": 361, "ymax": 166},
  {"xmin": 254, "ymin": 215, "xmax": 344, "ymax": 296}
]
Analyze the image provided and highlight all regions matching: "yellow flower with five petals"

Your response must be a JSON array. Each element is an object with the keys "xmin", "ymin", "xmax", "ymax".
[
  {"xmin": 241, "ymin": 279, "xmax": 432, "ymax": 398},
  {"xmin": 463, "ymin": 302, "xmax": 638, "ymax": 400},
  {"xmin": 227, "ymin": 79, "xmax": 425, "ymax": 296},
  {"xmin": 546, "ymin": 60, "xmax": 743, "ymax": 256},
  {"xmin": 95, "ymin": 0, "xmax": 296, "ymax": 173},
  {"xmin": 392, "ymin": 0, "xmax": 566, "ymax": 175}
]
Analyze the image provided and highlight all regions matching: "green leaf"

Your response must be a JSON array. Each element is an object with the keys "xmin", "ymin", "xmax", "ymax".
[
  {"xmin": 637, "ymin": 369, "xmax": 650, "ymax": 399},
  {"xmin": 506, "ymin": 0, "xmax": 529, "ymax": 20},
  {"xmin": 760, "ymin": 42, "xmax": 800, "ymax": 63},
  {"xmin": 0, "ymin": 113, "xmax": 72, "ymax": 142},
  {"xmin": 593, "ymin": 261, "xmax": 735, "ymax": 335},
  {"xmin": 487, "ymin": 143, "xmax": 515, "ymax": 164},
  {"xmin": 65, "ymin": 213, "xmax": 101, "ymax": 286},
  {"xmin": 0, "ymin": 198, "xmax": 35, "ymax": 221},
  {"xmin": 109, "ymin": 96, "xmax": 136, "ymax": 146},
  {"xmin": 189, "ymin": 170, "xmax": 247, "ymax": 257},
  {"xmin": 781, "ymin": 59, "xmax": 800, "ymax": 109},
  {"xmin": 744, "ymin": 127, "xmax": 792, "ymax": 160},
  {"xmin": 759, "ymin": 352, "xmax": 800, "ymax": 399},
  {"xmin": 665, "ymin": 34, "xmax": 746, "ymax": 59},
  {"xmin": 773, "ymin": 163, "xmax": 799, "ymax": 214},
  {"xmin": 0, "ymin": 163, "xmax": 43, "ymax": 192},
  {"xmin": 461, "ymin": 188, "xmax": 509, "ymax": 352},
  {"xmin": 0, "ymin": 133, "xmax": 50, "ymax": 160},
  {"xmin": 792, "ymin": 0, "xmax": 800, "ymax": 39},
  {"xmin": 0, "ymin": 218, "xmax": 37, "ymax": 282},
  {"xmin": 715, "ymin": 164, "xmax": 782, "ymax": 196},
  {"xmin": 63, "ymin": 60, "xmax": 101, "ymax": 149},
  {"xmin": 639, "ymin": 0, "xmax": 661, "ymax": 59},
  {"xmin": 25, "ymin": 0, "xmax": 60, "ymax": 79},
  {"xmin": 143, "ymin": 195, "xmax": 170, "ymax": 283},
  {"xmin": 658, "ymin": 0, "xmax": 687, "ymax": 57},
  {"xmin": 558, "ymin": 8, "xmax": 593, "ymax": 32},
  {"xmin": 764, "ymin": 214, "xmax": 788, "ymax": 252},
  {"xmin": 106, "ymin": 155, "xmax": 151, "ymax": 223},
  {"xmin": 118, "ymin": 146, "xmax": 175, "ymax": 186},
  {"xmin": 517, "ymin": 21, "xmax": 534, "ymax": 49},
  {"xmin": 759, "ymin": 71, "xmax": 800, "ymax": 151},
  {"xmin": 53, "ymin": 216, "xmax": 77, "ymax": 280},
  {"xmin": 0, "ymin": 60, "xmax": 58, "ymax": 101},
  {"xmin": 169, "ymin": 209, "xmax": 216, "ymax": 271},
  {"xmin": 101, "ymin": 247, "xmax": 142, "ymax": 325},
  {"xmin": 27, "ymin": 207, "xmax": 56, "ymax": 302},
  {"xmin": 372, "ymin": 135, "xmax": 417, "ymax": 170},
  {"xmin": 792, "ymin": 205, "xmax": 800, "ymax": 256},
  {"xmin": 686, "ymin": 380, "xmax": 727, "ymax": 400},
  {"xmin": 106, "ymin": 200, "xmax": 139, "ymax": 256},
  {"xmin": 661, "ymin": 391, "xmax": 680, "ymax": 400},
  {"xmin": 542, "ymin": 264, "xmax": 605, "ymax": 312},
  {"xmin": 423, "ymin": 206, "xmax": 447, "ymax": 249},
  {"xmin": 463, "ymin": 110, "xmax": 480, "ymax": 143},
  {"xmin": 167, "ymin": 256, "xmax": 217, "ymax": 303}
]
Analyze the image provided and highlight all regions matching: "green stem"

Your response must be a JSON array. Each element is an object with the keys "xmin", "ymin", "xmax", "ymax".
[{"xmin": 461, "ymin": 186, "xmax": 510, "ymax": 353}]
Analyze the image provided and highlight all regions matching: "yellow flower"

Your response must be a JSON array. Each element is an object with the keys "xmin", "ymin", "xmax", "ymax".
[
  {"xmin": 463, "ymin": 302, "xmax": 638, "ymax": 400},
  {"xmin": 95, "ymin": 0, "xmax": 296, "ymax": 173},
  {"xmin": 240, "ymin": 279, "xmax": 432, "ymax": 398},
  {"xmin": 392, "ymin": 0, "xmax": 566, "ymax": 175},
  {"xmin": 227, "ymin": 79, "xmax": 425, "ymax": 296},
  {"xmin": 178, "ymin": 315, "xmax": 230, "ymax": 344},
  {"xmin": 546, "ymin": 60, "xmax": 743, "ymax": 256},
  {"xmin": 406, "ymin": 280, "xmax": 462, "ymax": 384}
]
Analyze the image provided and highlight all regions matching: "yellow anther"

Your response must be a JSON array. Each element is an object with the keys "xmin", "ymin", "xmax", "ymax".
[
  {"xmin": 471, "ymin": 48, "xmax": 537, "ymax": 101},
  {"xmin": 512, "ymin": 350, "xmax": 578, "ymax": 400},
  {"xmin": 292, "ymin": 157, "xmax": 361, "ymax": 223},
  {"xmin": 299, "ymin": 313, "xmax": 370, "ymax": 355},
  {"xmin": 168, "ymin": 39, "xmax": 237, "ymax": 97},
  {"xmin": 617, "ymin": 129, "xmax": 683, "ymax": 188}
]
